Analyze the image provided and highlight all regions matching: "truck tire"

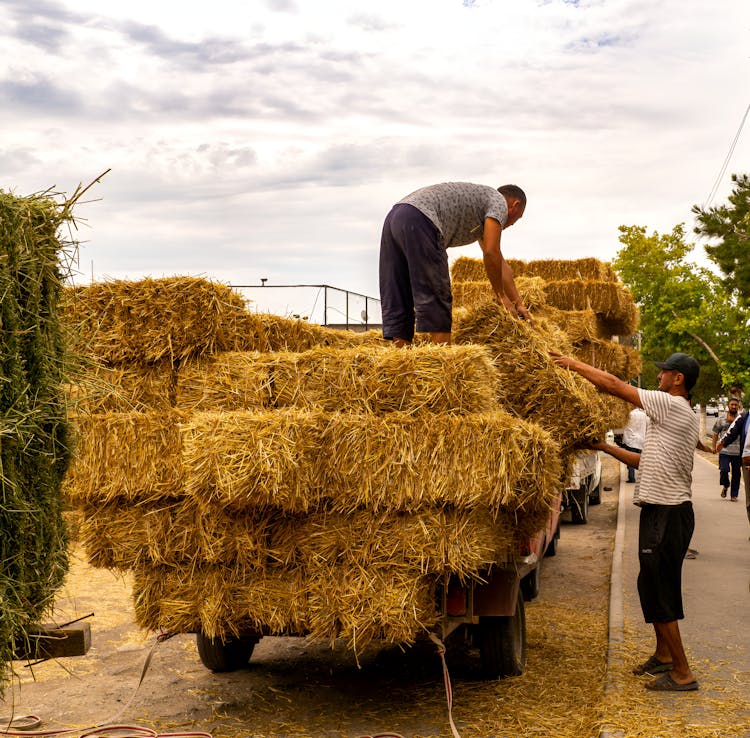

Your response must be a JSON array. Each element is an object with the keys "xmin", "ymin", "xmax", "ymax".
[
  {"xmin": 196, "ymin": 633, "xmax": 257, "ymax": 672},
  {"xmin": 589, "ymin": 477, "xmax": 602, "ymax": 506},
  {"xmin": 478, "ymin": 591, "xmax": 526, "ymax": 678},
  {"xmin": 570, "ymin": 484, "xmax": 589, "ymax": 524}
]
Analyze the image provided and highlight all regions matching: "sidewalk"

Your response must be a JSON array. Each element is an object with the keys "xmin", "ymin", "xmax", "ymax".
[{"xmin": 603, "ymin": 454, "xmax": 750, "ymax": 736}]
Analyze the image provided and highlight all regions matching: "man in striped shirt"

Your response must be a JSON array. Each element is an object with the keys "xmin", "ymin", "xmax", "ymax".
[{"xmin": 552, "ymin": 350, "xmax": 701, "ymax": 692}]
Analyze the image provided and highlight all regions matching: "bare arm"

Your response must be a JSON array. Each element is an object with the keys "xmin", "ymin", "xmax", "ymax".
[
  {"xmin": 590, "ymin": 440, "xmax": 641, "ymax": 468},
  {"xmin": 479, "ymin": 217, "xmax": 531, "ymax": 321},
  {"xmin": 550, "ymin": 353, "xmax": 641, "ymax": 406}
]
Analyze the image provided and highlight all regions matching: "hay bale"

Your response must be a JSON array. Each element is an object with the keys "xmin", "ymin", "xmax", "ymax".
[
  {"xmin": 182, "ymin": 410, "xmax": 326, "ymax": 513},
  {"xmin": 61, "ymin": 277, "xmax": 250, "ymax": 364},
  {"xmin": 269, "ymin": 507, "xmax": 522, "ymax": 579},
  {"xmin": 0, "ymin": 189, "xmax": 73, "ymax": 690},
  {"xmin": 178, "ymin": 345, "xmax": 500, "ymax": 414},
  {"xmin": 219, "ymin": 312, "xmax": 387, "ymax": 353},
  {"xmin": 518, "ymin": 258, "xmax": 618, "ymax": 282},
  {"xmin": 541, "ymin": 280, "xmax": 639, "ymax": 335},
  {"xmin": 452, "ymin": 277, "xmax": 547, "ymax": 312},
  {"xmin": 322, "ymin": 411, "xmax": 560, "ymax": 514},
  {"xmin": 305, "ymin": 565, "xmax": 439, "ymax": 650},
  {"xmin": 133, "ymin": 560, "xmax": 438, "ymax": 652},
  {"xmin": 133, "ymin": 563, "xmax": 310, "ymax": 639},
  {"xmin": 453, "ymin": 298, "xmax": 624, "ymax": 448},
  {"xmin": 64, "ymin": 411, "xmax": 185, "ymax": 505},
  {"xmin": 535, "ymin": 306, "xmax": 611, "ymax": 341},
  {"xmin": 269, "ymin": 344, "xmax": 500, "ymax": 415},
  {"xmin": 82, "ymin": 497, "xmax": 535, "ymax": 587},
  {"xmin": 182, "ymin": 408, "xmax": 560, "ymax": 514},
  {"xmin": 79, "ymin": 499, "xmax": 273, "ymax": 571},
  {"xmin": 451, "ymin": 257, "xmax": 618, "ymax": 284},
  {"xmin": 572, "ymin": 340, "xmax": 642, "ymax": 381},
  {"xmin": 176, "ymin": 352, "xmax": 273, "ymax": 411},
  {"xmin": 450, "ymin": 256, "xmax": 490, "ymax": 283},
  {"xmin": 66, "ymin": 359, "xmax": 177, "ymax": 413}
]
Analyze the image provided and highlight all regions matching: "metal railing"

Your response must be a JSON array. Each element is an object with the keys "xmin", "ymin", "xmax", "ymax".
[{"xmin": 230, "ymin": 283, "xmax": 382, "ymax": 331}]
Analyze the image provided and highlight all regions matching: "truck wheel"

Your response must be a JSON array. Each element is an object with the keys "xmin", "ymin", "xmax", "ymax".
[
  {"xmin": 570, "ymin": 484, "xmax": 589, "ymax": 524},
  {"xmin": 589, "ymin": 478, "xmax": 602, "ymax": 506},
  {"xmin": 196, "ymin": 632, "xmax": 257, "ymax": 672},
  {"xmin": 478, "ymin": 591, "xmax": 526, "ymax": 678}
]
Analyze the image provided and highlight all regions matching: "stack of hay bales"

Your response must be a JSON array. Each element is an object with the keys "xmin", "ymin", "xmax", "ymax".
[
  {"xmin": 0, "ymin": 190, "xmax": 73, "ymax": 689},
  {"xmin": 450, "ymin": 257, "xmax": 639, "ymax": 473},
  {"xmin": 451, "ymin": 256, "xmax": 641, "ymax": 382},
  {"xmin": 63, "ymin": 279, "xmax": 561, "ymax": 652}
]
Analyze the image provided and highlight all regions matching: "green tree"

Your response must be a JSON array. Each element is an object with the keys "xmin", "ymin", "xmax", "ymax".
[
  {"xmin": 692, "ymin": 172, "xmax": 750, "ymax": 304},
  {"xmin": 613, "ymin": 224, "xmax": 750, "ymax": 401}
]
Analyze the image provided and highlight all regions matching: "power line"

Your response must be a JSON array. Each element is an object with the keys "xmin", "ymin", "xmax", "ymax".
[{"xmin": 704, "ymin": 101, "xmax": 750, "ymax": 207}]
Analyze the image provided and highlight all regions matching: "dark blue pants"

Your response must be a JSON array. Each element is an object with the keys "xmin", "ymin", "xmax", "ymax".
[
  {"xmin": 719, "ymin": 453, "xmax": 742, "ymax": 499},
  {"xmin": 379, "ymin": 203, "xmax": 452, "ymax": 342}
]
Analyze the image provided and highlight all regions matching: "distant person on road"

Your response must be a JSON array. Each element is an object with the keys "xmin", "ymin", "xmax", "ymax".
[
  {"xmin": 712, "ymin": 398, "xmax": 742, "ymax": 500},
  {"xmin": 716, "ymin": 407, "xmax": 750, "ymax": 528},
  {"xmin": 379, "ymin": 182, "xmax": 530, "ymax": 346},
  {"xmin": 551, "ymin": 350, "xmax": 701, "ymax": 692},
  {"xmin": 620, "ymin": 407, "xmax": 648, "ymax": 483}
]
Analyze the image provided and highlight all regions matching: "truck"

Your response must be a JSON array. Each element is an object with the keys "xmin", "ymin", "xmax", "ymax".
[
  {"xmin": 562, "ymin": 450, "xmax": 603, "ymax": 525},
  {"xmin": 195, "ymin": 491, "xmax": 563, "ymax": 680}
]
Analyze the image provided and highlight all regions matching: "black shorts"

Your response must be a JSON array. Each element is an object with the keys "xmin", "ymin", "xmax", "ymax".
[
  {"xmin": 378, "ymin": 203, "xmax": 452, "ymax": 341},
  {"xmin": 637, "ymin": 502, "xmax": 694, "ymax": 623}
]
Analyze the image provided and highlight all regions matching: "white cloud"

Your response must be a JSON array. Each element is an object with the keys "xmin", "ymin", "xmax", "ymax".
[{"xmin": 1, "ymin": 0, "xmax": 748, "ymax": 302}]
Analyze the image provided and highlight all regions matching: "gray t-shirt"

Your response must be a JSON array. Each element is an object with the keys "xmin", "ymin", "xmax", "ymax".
[
  {"xmin": 713, "ymin": 414, "xmax": 741, "ymax": 455},
  {"xmin": 399, "ymin": 182, "xmax": 508, "ymax": 249},
  {"xmin": 634, "ymin": 389, "xmax": 699, "ymax": 505}
]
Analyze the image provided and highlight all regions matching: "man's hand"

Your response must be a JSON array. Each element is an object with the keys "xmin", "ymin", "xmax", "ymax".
[
  {"xmin": 516, "ymin": 303, "xmax": 535, "ymax": 326},
  {"xmin": 697, "ymin": 440, "xmax": 713, "ymax": 453}
]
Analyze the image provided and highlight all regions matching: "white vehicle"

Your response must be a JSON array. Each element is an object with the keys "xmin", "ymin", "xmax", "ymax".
[
  {"xmin": 563, "ymin": 450, "xmax": 602, "ymax": 525},
  {"xmin": 706, "ymin": 404, "xmax": 720, "ymax": 417}
]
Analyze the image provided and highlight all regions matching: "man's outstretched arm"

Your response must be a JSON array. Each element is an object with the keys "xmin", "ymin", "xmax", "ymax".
[{"xmin": 551, "ymin": 353, "xmax": 641, "ymax": 407}]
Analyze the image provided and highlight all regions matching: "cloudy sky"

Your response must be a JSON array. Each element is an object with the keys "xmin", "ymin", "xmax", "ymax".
[{"xmin": 2, "ymin": 0, "xmax": 749, "ymax": 316}]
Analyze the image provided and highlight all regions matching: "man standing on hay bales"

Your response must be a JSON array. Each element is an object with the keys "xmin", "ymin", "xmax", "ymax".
[
  {"xmin": 379, "ymin": 182, "xmax": 530, "ymax": 345},
  {"xmin": 552, "ymin": 350, "xmax": 702, "ymax": 692}
]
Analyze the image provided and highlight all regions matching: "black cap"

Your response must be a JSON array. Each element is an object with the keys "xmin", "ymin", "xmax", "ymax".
[{"xmin": 654, "ymin": 353, "xmax": 700, "ymax": 390}]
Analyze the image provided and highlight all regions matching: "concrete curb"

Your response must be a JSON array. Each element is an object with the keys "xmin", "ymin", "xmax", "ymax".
[{"xmin": 599, "ymin": 465, "xmax": 627, "ymax": 738}]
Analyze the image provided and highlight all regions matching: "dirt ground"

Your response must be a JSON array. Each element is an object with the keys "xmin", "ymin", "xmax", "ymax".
[{"xmin": 1, "ymin": 459, "xmax": 621, "ymax": 738}]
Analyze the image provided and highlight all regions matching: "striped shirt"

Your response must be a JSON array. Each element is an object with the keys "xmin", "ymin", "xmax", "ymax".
[
  {"xmin": 398, "ymin": 182, "xmax": 508, "ymax": 249},
  {"xmin": 634, "ymin": 389, "xmax": 699, "ymax": 506}
]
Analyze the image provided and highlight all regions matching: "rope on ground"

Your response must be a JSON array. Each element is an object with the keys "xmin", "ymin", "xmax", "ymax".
[
  {"xmin": 0, "ymin": 633, "xmax": 212, "ymax": 738},
  {"xmin": 429, "ymin": 633, "xmax": 462, "ymax": 738}
]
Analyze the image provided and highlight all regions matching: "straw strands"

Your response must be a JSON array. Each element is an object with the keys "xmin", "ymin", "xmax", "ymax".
[
  {"xmin": 452, "ymin": 277, "xmax": 548, "ymax": 312},
  {"xmin": 80, "ymin": 502, "xmax": 519, "ymax": 577},
  {"xmin": 67, "ymin": 359, "xmax": 177, "ymax": 413},
  {"xmin": 542, "ymin": 279, "xmax": 639, "ymax": 336},
  {"xmin": 178, "ymin": 344, "xmax": 500, "ymax": 414},
  {"xmin": 1, "ymin": 189, "xmax": 75, "ymax": 692},
  {"xmin": 572, "ymin": 339, "xmax": 643, "ymax": 381},
  {"xmin": 453, "ymin": 298, "xmax": 624, "ymax": 448},
  {"xmin": 450, "ymin": 256, "xmax": 619, "ymax": 284},
  {"xmin": 62, "ymin": 277, "xmax": 250, "ymax": 364},
  {"xmin": 183, "ymin": 409, "xmax": 560, "ymax": 514},
  {"xmin": 218, "ymin": 312, "xmax": 387, "ymax": 354},
  {"xmin": 64, "ymin": 411, "xmax": 186, "ymax": 504},
  {"xmin": 132, "ymin": 561, "xmax": 439, "ymax": 648},
  {"xmin": 450, "ymin": 257, "xmax": 639, "ymax": 336}
]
